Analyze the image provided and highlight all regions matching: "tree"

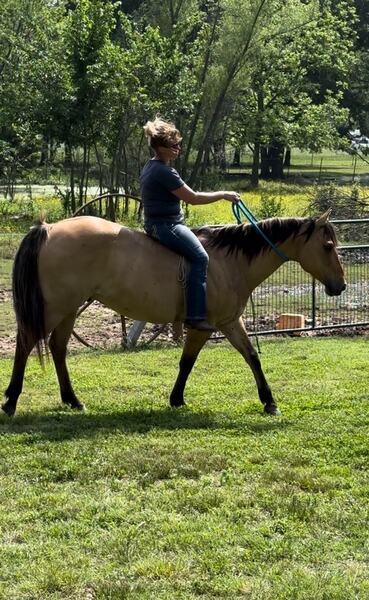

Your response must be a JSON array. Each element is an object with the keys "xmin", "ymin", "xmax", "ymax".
[
  {"xmin": 226, "ymin": 0, "xmax": 355, "ymax": 183},
  {"xmin": 0, "ymin": 1, "xmax": 68, "ymax": 194},
  {"xmin": 343, "ymin": 0, "xmax": 369, "ymax": 134}
]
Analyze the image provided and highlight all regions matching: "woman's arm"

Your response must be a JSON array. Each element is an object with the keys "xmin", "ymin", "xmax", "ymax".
[{"xmin": 172, "ymin": 183, "xmax": 240, "ymax": 205}]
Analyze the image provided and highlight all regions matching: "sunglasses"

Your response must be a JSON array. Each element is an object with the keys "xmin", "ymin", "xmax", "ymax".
[{"xmin": 160, "ymin": 142, "xmax": 181, "ymax": 150}]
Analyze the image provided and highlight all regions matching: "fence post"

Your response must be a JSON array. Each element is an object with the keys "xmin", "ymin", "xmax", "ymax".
[{"xmin": 311, "ymin": 278, "xmax": 316, "ymax": 330}]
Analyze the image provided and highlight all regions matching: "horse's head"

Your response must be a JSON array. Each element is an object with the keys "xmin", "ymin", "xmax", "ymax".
[{"xmin": 297, "ymin": 211, "xmax": 346, "ymax": 296}]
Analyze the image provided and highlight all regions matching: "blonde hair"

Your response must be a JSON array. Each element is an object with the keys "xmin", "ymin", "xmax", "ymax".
[{"xmin": 143, "ymin": 117, "xmax": 182, "ymax": 149}]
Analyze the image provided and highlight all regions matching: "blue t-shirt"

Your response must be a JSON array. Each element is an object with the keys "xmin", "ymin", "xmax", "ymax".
[{"xmin": 140, "ymin": 159, "xmax": 185, "ymax": 225}]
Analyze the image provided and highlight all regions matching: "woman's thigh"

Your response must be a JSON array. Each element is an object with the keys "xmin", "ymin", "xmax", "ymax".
[{"xmin": 148, "ymin": 223, "xmax": 208, "ymax": 263}]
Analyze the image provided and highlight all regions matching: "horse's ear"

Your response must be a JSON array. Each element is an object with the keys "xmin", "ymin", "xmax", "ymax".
[{"xmin": 316, "ymin": 209, "xmax": 332, "ymax": 227}]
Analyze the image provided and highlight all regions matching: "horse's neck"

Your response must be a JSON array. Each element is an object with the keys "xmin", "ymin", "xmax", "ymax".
[
  {"xmin": 240, "ymin": 227, "xmax": 302, "ymax": 293},
  {"xmin": 244, "ymin": 252, "xmax": 285, "ymax": 292}
]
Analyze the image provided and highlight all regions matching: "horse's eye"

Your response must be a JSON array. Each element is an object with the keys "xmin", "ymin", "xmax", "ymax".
[{"xmin": 324, "ymin": 241, "xmax": 334, "ymax": 252}]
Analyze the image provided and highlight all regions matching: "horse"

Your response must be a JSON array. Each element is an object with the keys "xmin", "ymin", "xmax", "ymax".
[{"xmin": 3, "ymin": 211, "xmax": 346, "ymax": 418}]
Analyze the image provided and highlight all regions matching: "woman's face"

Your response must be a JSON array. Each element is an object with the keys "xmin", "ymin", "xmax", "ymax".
[{"xmin": 155, "ymin": 140, "xmax": 181, "ymax": 163}]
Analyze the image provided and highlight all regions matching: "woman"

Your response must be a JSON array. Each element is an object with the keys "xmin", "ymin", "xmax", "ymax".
[{"xmin": 140, "ymin": 117, "xmax": 240, "ymax": 331}]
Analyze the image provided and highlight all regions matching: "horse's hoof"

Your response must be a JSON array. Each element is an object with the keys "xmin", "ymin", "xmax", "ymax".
[
  {"xmin": 170, "ymin": 397, "xmax": 185, "ymax": 408},
  {"xmin": 264, "ymin": 405, "xmax": 281, "ymax": 416},
  {"xmin": 1, "ymin": 401, "xmax": 15, "ymax": 417},
  {"xmin": 62, "ymin": 395, "xmax": 85, "ymax": 411},
  {"xmin": 72, "ymin": 402, "xmax": 86, "ymax": 412}
]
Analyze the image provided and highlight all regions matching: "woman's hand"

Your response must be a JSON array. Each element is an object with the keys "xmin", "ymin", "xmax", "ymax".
[{"xmin": 223, "ymin": 191, "xmax": 241, "ymax": 203}]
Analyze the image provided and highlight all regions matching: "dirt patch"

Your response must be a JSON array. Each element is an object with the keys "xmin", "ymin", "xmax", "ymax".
[
  {"xmin": 0, "ymin": 290, "xmax": 11, "ymax": 303},
  {"xmin": 1, "ymin": 298, "xmax": 368, "ymax": 359},
  {"xmin": 0, "ymin": 301, "xmax": 182, "ymax": 357}
]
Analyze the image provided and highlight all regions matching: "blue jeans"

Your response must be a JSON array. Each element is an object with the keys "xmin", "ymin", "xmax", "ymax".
[{"xmin": 145, "ymin": 222, "xmax": 209, "ymax": 320}]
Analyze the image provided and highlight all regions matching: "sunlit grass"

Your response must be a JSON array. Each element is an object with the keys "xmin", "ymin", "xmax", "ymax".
[
  {"xmin": 0, "ymin": 337, "xmax": 368, "ymax": 598},
  {"xmin": 1, "ymin": 180, "xmax": 369, "ymax": 234}
]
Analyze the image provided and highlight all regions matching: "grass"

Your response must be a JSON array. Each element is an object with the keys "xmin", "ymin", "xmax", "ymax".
[
  {"xmin": 0, "ymin": 338, "xmax": 368, "ymax": 598},
  {"xmin": 2, "ymin": 179, "xmax": 369, "ymax": 234},
  {"xmin": 232, "ymin": 148, "xmax": 369, "ymax": 177},
  {"xmin": 288, "ymin": 148, "xmax": 369, "ymax": 176}
]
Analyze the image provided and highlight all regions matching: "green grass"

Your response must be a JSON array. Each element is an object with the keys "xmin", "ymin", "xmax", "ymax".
[
  {"xmin": 234, "ymin": 148, "xmax": 369, "ymax": 177},
  {"xmin": 2, "ymin": 180, "xmax": 369, "ymax": 234},
  {"xmin": 0, "ymin": 338, "xmax": 368, "ymax": 599},
  {"xmin": 289, "ymin": 149, "xmax": 369, "ymax": 176}
]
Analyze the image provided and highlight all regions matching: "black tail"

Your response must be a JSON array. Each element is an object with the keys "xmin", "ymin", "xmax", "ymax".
[{"xmin": 12, "ymin": 222, "xmax": 49, "ymax": 364}]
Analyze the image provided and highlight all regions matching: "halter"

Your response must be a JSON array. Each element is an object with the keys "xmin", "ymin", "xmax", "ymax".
[{"xmin": 232, "ymin": 200, "xmax": 290, "ymax": 262}]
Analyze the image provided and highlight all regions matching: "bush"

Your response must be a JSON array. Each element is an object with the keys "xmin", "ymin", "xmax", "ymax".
[
  {"xmin": 306, "ymin": 183, "xmax": 369, "ymax": 219},
  {"xmin": 258, "ymin": 191, "xmax": 284, "ymax": 219},
  {"xmin": 306, "ymin": 184, "xmax": 369, "ymax": 242},
  {"xmin": 0, "ymin": 195, "xmax": 66, "ymax": 233}
]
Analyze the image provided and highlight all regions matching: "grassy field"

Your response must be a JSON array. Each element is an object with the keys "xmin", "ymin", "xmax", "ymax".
[
  {"xmin": 0, "ymin": 338, "xmax": 368, "ymax": 599},
  {"xmin": 231, "ymin": 148, "xmax": 369, "ymax": 178}
]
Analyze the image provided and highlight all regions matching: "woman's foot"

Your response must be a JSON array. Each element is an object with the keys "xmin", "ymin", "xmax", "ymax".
[{"xmin": 184, "ymin": 319, "xmax": 216, "ymax": 332}]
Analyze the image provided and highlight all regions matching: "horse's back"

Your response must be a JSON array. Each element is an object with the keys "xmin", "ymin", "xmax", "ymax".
[{"xmin": 39, "ymin": 216, "xmax": 184, "ymax": 323}]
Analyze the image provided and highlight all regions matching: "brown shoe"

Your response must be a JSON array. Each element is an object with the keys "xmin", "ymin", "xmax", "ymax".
[{"xmin": 184, "ymin": 319, "xmax": 217, "ymax": 332}]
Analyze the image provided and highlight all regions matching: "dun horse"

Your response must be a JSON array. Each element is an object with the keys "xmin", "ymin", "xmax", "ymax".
[{"xmin": 3, "ymin": 212, "xmax": 345, "ymax": 417}]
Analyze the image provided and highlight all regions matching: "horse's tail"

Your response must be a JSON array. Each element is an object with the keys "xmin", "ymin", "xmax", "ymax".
[{"xmin": 12, "ymin": 221, "xmax": 49, "ymax": 364}]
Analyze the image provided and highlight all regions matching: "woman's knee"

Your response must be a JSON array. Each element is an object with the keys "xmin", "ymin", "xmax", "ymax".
[
  {"xmin": 192, "ymin": 248, "xmax": 209, "ymax": 270},
  {"xmin": 201, "ymin": 250, "xmax": 209, "ymax": 267}
]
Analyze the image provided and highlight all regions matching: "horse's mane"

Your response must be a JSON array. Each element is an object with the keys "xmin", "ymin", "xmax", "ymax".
[{"xmin": 195, "ymin": 217, "xmax": 337, "ymax": 260}]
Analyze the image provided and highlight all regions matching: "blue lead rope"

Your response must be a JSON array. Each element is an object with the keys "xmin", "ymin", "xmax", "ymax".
[{"xmin": 232, "ymin": 200, "xmax": 289, "ymax": 262}]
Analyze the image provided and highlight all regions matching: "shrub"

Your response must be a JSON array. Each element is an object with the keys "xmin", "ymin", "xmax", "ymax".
[{"xmin": 258, "ymin": 191, "xmax": 285, "ymax": 219}]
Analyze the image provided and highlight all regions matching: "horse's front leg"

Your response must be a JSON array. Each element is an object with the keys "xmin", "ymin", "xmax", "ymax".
[
  {"xmin": 220, "ymin": 317, "xmax": 280, "ymax": 416},
  {"xmin": 170, "ymin": 329, "xmax": 212, "ymax": 408}
]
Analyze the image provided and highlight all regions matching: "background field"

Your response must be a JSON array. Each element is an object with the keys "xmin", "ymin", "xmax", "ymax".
[
  {"xmin": 0, "ymin": 338, "xmax": 368, "ymax": 599},
  {"xmin": 2, "ymin": 180, "xmax": 369, "ymax": 234},
  {"xmin": 227, "ymin": 148, "xmax": 369, "ymax": 179}
]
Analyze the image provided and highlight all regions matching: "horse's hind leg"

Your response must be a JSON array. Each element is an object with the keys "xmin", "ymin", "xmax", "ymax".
[
  {"xmin": 170, "ymin": 329, "xmax": 212, "ymax": 407},
  {"xmin": 49, "ymin": 312, "xmax": 85, "ymax": 411},
  {"xmin": 2, "ymin": 332, "xmax": 34, "ymax": 417},
  {"xmin": 220, "ymin": 318, "xmax": 280, "ymax": 416}
]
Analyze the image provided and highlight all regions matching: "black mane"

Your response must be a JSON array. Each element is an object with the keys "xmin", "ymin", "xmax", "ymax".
[{"xmin": 194, "ymin": 217, "xmax": 337, "ymax": 261}]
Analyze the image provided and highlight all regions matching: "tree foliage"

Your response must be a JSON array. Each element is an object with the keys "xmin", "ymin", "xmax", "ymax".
[{"xmin": 0, "ymin": 0, "xmax": 365, "ymax": 199}]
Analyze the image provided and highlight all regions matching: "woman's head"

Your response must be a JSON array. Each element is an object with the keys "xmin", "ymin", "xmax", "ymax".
[{"xmin": 143, "ymin": 117, "xmax": 182, "ymax": 151}]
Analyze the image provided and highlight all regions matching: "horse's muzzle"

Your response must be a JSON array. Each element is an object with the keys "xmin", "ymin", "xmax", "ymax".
[{"xmin": 325, "ymin": 281, "xmax": 347, "ymax": 297}]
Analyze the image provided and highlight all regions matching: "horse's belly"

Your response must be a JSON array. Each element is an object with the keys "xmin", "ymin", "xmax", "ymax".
[{"xmin": 94, "ymin": 264, "xmax": 185, "ymax": 323}]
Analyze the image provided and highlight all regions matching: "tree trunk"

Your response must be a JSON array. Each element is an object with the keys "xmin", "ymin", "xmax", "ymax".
[
  {"xmin": 66, "ymin": 142, "xmax": 76, "ymax": 214},
  {"xmin": 269, "ymin": 141, "xmax": 284, "ymax": 179},
  {"xmin": 260, "ymin": 146, "xmax": 270, "ymax": 179},
  {"xmin": 188, "ymin": 0, "xmax": 268, "ymax": 187},
  {"xmin": 181, "ymin": 4, "xmax": 222, "ymax": 179},
  {"xmin": 94, "ymin": 142, "xmax": 105, "ymax": 199},
  {"xmin": 199, "ymin": 145, "xmax": 211, "ymax": 177},
  {"xmin": 79, "ymin": 140, "xmax": 88, "ymax": 208},
  {"xmin": 39, "ymin": 136, "xmax": 48, "ymax": 166},
  {"xmin": 251, "ymin": 142, "xmax": 260, "ymax": 186},
  {"xmin": 232, "ymin": 147, "xmax": 241, "ymax": 167},
  {"xmin": 214, "ymin": 138, "xmax": 226, "ymax": 171},
  {"xmin": 284, "ymin": 147, "xmax": 291, "ymax": 168}
]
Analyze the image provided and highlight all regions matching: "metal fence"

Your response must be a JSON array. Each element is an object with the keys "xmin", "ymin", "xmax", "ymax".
[
  {"xmin": 245, "ymin": 219, "xmax": 369, "ymax": 334},
  {"xmin": 0, "ymin": 221, "xmax": 368, "ymax": 351}
]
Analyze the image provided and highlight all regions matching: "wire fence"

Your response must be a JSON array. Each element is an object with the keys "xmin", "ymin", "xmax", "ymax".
[
  {"xmin": 245, "ymin": 245, "xmax": 369, "ymax": 335},
  {"xmin": 244, "ymin": 220, "xmax": 369, "ymax": 335}
]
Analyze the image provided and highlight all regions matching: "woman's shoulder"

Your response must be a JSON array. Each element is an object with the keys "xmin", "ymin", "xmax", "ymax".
[{"xmin": 141, "ymin": 160, "xmax": 182, "ymax": 183}]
